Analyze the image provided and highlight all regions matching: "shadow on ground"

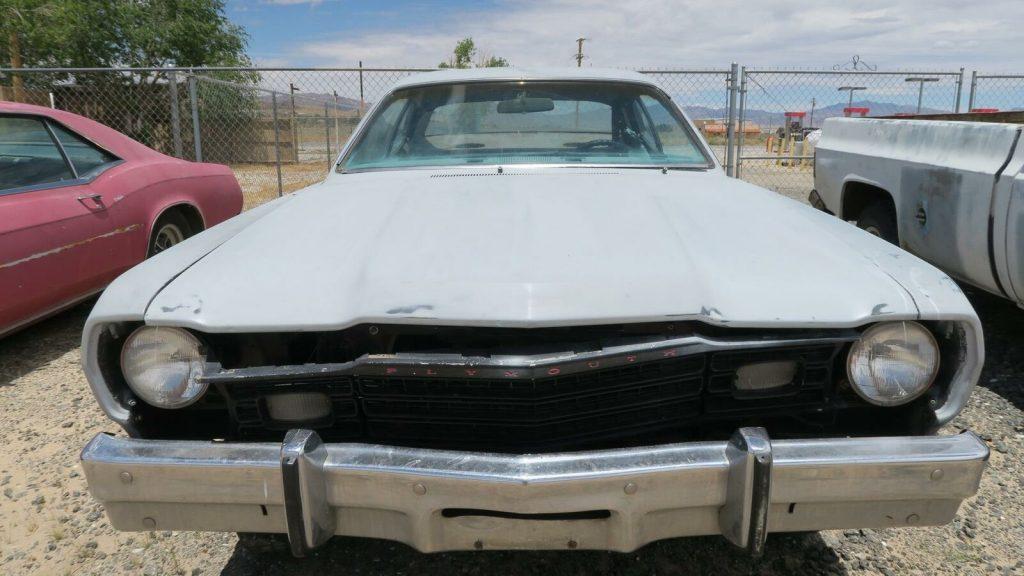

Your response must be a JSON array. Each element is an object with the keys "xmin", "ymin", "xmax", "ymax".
[
  {"xmin": 220, "ymin": 532, "xmax": 847, "ymax": 576},
  {"xmin": 967, "ymin": 289, "xmax": 1024, "ymax": 411},
  {"xmin": 0, "ymin": 301, "xmax": 93, "ymax": 386}
]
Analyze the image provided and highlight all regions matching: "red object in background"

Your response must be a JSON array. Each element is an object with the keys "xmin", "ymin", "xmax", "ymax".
[
  {"xmin": 0, "ymin": 102, "xmax": 243, "ymax": 337},
  {"xmin": 970, "ymin": 108, "xmax": 1000, "ymax": 113},
  {"xmin": 783, "ymin": 112, "xmax": 806, "ymax": 118},
  {"xmin": 843, "ymin": 107, "xmax": 870, "ymax": 117}
]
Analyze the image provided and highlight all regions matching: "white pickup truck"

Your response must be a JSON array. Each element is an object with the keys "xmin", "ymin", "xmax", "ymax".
[{"xmin": 812, "ymin": 114, "xmax": 1024, "ymax": 308}]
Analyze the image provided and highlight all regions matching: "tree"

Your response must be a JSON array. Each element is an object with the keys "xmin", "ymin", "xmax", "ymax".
[
  {"xmin": 479, "ymin": 55, "xmax": 509, "ymax": 68},
  {"xmin": 438, "ymin": 37, "xmax": 507, "ymax": 69},
  {"xmin": 0, "ymin": 0, "xmax": 251, "ymax": 72},
  {"xmin": 0, "ymin": 0, "xmax": 255, "ymax": 156}
]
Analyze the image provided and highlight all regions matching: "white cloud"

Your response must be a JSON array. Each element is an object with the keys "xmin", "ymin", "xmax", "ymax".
[{"xmin": 287, "ymin": 0, "xmax": 1023, "ymax": 72}]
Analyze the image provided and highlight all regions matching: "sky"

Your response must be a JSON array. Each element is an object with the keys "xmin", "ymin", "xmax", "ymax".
[{"xmin": 226, "ymin": 0, "xmax": 1022, "ymax": 72}]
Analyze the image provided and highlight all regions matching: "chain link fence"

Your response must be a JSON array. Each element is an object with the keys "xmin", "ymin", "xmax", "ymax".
[
  {"xmin": 3, "ymin": 65, "xmax": 1018, "ymax": 211},
  {"xmin": 0, "ymin": 67, "xmax": 431, "ymax": 209},
  {"xmin": 736, "ymin": 69, "xmax": 965, "ymax": 201},
  {"xmin": 187, "ymin": 68, "xmax": 430, "ymax": 208},
  {"xmin": 968, "ymin": 73, "xmax": 1024, "ymax": 113}
]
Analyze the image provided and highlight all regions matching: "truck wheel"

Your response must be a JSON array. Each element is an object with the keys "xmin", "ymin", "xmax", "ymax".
[
  {"xmin": 855, "ymin": 202, "xmax": 898, "ymax": 245},
  {"xmin": 148, "ymin": 211, "xmax": 193, "ymax": 257}
]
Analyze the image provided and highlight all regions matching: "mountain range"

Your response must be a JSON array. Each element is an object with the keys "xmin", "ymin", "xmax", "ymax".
[{"xmin": 682, "ymin": 100, "xmax": 946, "ymax": 128}]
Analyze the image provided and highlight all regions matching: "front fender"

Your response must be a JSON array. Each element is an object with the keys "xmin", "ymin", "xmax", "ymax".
[{"xmin": 81, "ymin": 195, "xmax": 293, "ymax": 425}]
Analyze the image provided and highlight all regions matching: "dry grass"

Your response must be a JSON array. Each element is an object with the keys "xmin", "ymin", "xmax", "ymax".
[{"xmin": 229, "ymin": 162, "xmax": 330, "ymax": 210}]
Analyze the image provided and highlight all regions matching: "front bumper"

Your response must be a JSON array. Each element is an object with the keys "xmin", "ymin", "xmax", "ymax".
[{"xmin": 81, "ymin": 428, "xmax": 987, "ymax": 557}]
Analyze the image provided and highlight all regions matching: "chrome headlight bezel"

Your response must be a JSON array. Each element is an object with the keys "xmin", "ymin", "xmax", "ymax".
[
  {"xmin": 120, "ymin": 326, "xmax": 208, "ymax": 409},
  {"xmin": 846, "ymin": 321, "xmax": 940, "ymax": 407}
]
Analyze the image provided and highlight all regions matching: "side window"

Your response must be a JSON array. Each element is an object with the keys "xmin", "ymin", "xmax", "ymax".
[
  {"xmin": 49, "ymin": 123, "xmax": 119, "ymax": 177},
  {"xmin": 0, "ymin": 116, "xmax": 75, "ymax": 192}
]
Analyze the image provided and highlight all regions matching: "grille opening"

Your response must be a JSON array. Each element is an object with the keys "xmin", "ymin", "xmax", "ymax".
[
  {"xmin": 144, "ymin": 326, "xmax": 943, "ymax": 448},
  {"xmin": 442, "ymin": 508, "xmax": 611, "ymax": 521}
]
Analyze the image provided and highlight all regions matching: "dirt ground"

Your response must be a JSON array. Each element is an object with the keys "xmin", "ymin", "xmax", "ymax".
[{"xmin": 1, "ymin": 193, "xmax": 1022, "ymax": 574}]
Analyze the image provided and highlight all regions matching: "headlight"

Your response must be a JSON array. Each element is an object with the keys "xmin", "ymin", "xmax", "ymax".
[
  {"xmin": 846, "ymin": 321, "xmax": 939, "ymax": 406},
  {"xmin": 121, "ymin": 326, "xmax": 207, "ymax": 408}
]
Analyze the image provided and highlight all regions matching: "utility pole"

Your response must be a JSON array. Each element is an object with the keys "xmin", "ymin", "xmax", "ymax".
[
  {"xmin": 575, "ymin": 38, "xmax": 587, "ymax": 67},
  {"xmin": 809, "ymin": 98, "xmax": 816, "ymax": 129}
]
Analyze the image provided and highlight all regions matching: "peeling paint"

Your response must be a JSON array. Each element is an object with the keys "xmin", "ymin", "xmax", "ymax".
[
  {"xmin": 0, "ymin": 224, "xmax": 140, "ymax": 270},
  {"xmin": 160, "ymin": 294, "xmax": 203, "ymax": 315},
  {"xmin": 700, "ymin": 306, "xmax": 723, "ymax": 319},
  {"xmin": 871, "ymin": 303, "xmax": 892, "ymax": 316}
]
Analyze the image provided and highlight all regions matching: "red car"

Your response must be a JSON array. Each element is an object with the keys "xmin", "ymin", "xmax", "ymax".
[{"xmin": 0, "ymin": 102, "xmax": 243, "ymax": 337}]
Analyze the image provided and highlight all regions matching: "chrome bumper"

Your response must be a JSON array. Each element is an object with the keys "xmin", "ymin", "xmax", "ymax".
[{"xmin": 80, "ymin": 428, "xmax": 987, "ymax": 557}]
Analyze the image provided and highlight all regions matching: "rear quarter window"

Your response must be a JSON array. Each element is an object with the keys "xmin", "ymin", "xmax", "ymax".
[{"xmin": 49, "ymin": 123, "xmax": 120, "ymax": 178}]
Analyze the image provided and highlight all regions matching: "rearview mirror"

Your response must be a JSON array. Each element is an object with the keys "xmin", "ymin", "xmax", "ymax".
[{"xmin": 497, "ymin": 97, "xmax": 554, "ymax": 114}]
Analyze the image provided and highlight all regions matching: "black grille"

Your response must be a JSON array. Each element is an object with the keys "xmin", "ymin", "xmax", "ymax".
[{"xmin": 218, "ymin": 343, "xmax": 842, "ymax": 451}]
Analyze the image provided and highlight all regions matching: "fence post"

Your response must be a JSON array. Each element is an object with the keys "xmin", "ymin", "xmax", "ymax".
[
  {"xmin": 725, "ymin": 62, "xmax": 739, "ymax": 177},
  {"xmin": 324, "ymin": 102, "xmax": 332, "ymax": 170},
  {"xmin": 272, "ymin": 93, "xmax": 284, "ymax": 197},
  {"xmin": 188, "ymin": 75, "xmax": 202, "ymax": 162},
  {"xmin": 735, "ymin": 66, "xmax": 747, "ymax": 179},
  {"xmin": 967, "ymin": 70, "xmax": 978, "ymax": 112},
  {"xmin": 168, "ymin": 70, "xmax": 183, "ymax": 158},
  {"xmin": 953, "ymin": 67, "xmax": 964, "ymax": 113},
  {"xmin": 289, "ymin": 83, "xmax": 299, "ymax": 163},
  {"xmin": 358, "ymin": 60, "xmax": 365, "ymax": 117}
]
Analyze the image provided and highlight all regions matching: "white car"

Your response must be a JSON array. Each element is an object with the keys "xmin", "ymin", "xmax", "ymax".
[{"xmin": 80, "ymin": 68, "xmax": 987, "ymax": 558}]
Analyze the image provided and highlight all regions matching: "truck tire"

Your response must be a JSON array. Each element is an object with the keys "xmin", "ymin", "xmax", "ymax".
[{"xmin": 855, "ymin": 202, "xmax": 898, "ymax": 245}]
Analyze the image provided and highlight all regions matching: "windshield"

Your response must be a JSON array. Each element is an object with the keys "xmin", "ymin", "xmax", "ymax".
[{"xmin": 339, "ymin": 81, "xmax": 712, "ymax": 172}]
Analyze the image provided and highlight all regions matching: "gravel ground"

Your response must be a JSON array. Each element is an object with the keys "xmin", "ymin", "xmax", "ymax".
[{"xmin": 1, "ymin": 268, "xmax": 1022, "ymax": 575}]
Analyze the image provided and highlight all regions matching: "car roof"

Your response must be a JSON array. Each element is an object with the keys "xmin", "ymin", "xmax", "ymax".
[
  {"xmin": 0, "ymin": 100, "xmax": 162, "ymax": 161},
  {"xmin": 390, "ymin": 67, "xmax": 659, "ymax": 91}
]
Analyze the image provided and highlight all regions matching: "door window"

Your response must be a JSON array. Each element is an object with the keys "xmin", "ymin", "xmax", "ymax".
[{"xmin": 0, "ymin": 116, "xmax": 74, "ymax": 192}]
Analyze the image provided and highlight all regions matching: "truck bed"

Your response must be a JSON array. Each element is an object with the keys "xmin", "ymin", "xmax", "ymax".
[{"xmin": 813, "ymin": 116, "xmax": 1024, "ymax": 307}]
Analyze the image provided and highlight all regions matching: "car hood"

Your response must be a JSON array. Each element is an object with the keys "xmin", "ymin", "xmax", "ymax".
[{"xmin": 145, "ymin": 168, "xmax": 935, "ymax": 332}]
